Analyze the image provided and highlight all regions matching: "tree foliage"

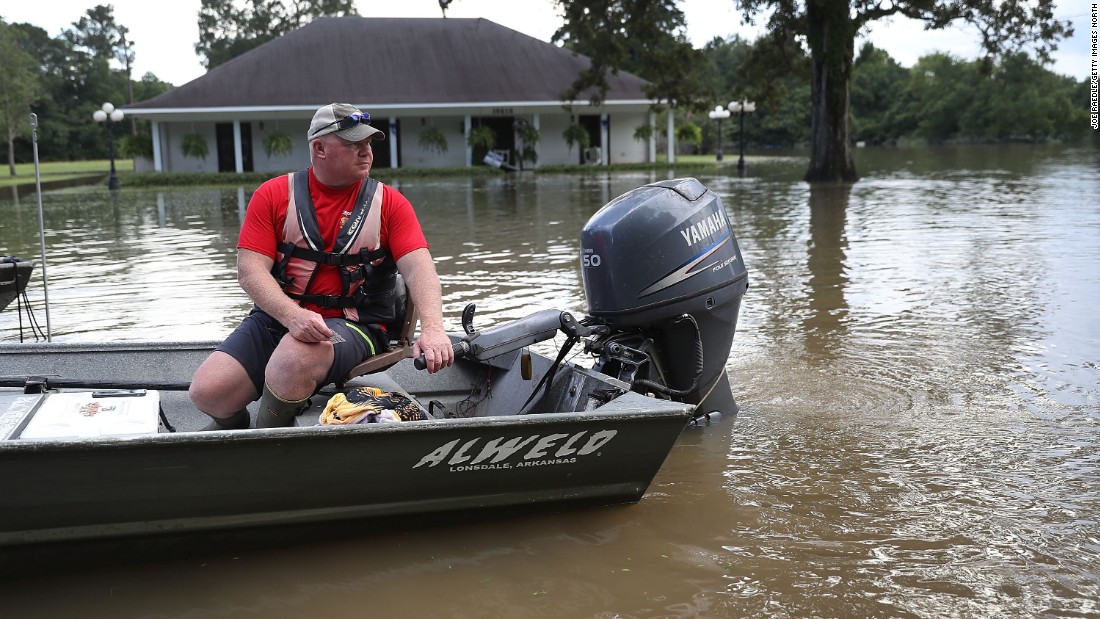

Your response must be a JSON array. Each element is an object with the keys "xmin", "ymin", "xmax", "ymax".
[
  {"xmin": 195, "ymin": 0, "xmax": 358, "ymax": 69},
  {"xmin": 691, "ymin": 34, "xmax": 810, "ymax": 152},
  {"xmin": 734, "ymin": 0, "xmax": 1074, "ymax": 183},
  {"xmin": 888, "ymin": 51, "xmax": 1087, "ymax": 142},
  {"xmin": 2, "ymin": 1, "xmax": 1089, "ymax": 170},
  {"xmin": 4, "ymin": 7, "xmax": 173, "ymax": 166},
  {"xmin": 849, "ymin": 43, "xmax": 909, "ymax": 144},
  {"xmin": 552, "ymin": 0, "xmax": 706, "ymax": 111},
  {"xmin": 0, "ymin": 20, "xmax": 41, "ymax": 175},
  {"xmin": 63, "ymin": 4, "xmax": 137, "ymax": 133},
  {"xmin": 63, "ymin": 5, "xmax": 128, "ymax": 60},
  {"xmin": 694, "ymin": 37, "xmax": 1087, "ymax": 149}
]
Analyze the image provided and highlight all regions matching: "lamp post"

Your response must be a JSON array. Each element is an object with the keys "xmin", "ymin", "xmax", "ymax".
[
  {"xmin": 93, "ymin": 102, "xmax": 124, "ymax": 190},
  {"xmin": 727, "ymin": 99, "xmax": 756, "ymax": 171},
  {"xmin": 707, "ymin": 105, "xmax": 731, "ymax": 161}
]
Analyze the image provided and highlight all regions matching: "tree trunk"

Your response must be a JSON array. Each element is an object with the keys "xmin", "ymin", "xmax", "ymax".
[
  {"xmin": 126, "ymin": 64, "xmax": 137, "ymax": 135},
  {"xmin": 7, "ymin": 127, "xmax": 15, "ymax": 177},
  {"xmin": 804, "ymin": 0, "xmax": 859, "ymax": 184}
]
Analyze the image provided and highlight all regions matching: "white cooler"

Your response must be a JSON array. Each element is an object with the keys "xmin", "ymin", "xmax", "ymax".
[{"xmin": 19, "ymin": 390, "xmax": 161, "ymax": 439}]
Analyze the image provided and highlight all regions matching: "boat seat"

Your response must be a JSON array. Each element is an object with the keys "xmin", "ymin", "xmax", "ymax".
[{"xmin": 337, "ymin": 282, "xmax": 419, "ymax": 386}]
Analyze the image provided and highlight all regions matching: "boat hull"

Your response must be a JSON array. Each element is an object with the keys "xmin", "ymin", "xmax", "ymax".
[
  {"xmin": 0, "ymin": 258, "xmax": 34, "ymax": 313},
  {"xmin": 0, "ymin": 340, "xmax": 692, "ymax": 571},
  {"xmin": 0, "ymin": 405, "xmax": 687, "ymax": 545}
]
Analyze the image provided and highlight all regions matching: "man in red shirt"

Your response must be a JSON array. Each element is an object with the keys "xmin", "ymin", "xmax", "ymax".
[{"xmin": 189, "ymin": 103, "xmax": 454, "ymax": 429}]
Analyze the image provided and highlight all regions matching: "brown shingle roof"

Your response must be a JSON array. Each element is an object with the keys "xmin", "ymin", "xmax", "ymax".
[{"xmin": 130, "ymin": 17, "xmax": 650, "ymax": 109}]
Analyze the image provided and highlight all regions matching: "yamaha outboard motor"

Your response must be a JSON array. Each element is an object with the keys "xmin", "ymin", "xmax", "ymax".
[{"xmin": 580, "ymin": 178, "xmax": 748, "ymax": 417}]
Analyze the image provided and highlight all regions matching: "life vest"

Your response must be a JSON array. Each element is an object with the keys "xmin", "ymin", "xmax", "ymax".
[{"xmin": 271, "ymin": 169, "xmax": 398, "ymax": 325}]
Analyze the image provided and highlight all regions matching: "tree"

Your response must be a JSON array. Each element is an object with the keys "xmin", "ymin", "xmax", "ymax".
[
  {"xmin": 63, "ymin": 5, "xmax": 126, "ymax": 58},
  {"xmin": 57, "ymin": 6, "xmax": 133, "ymax": 160},
  {"xmin": 0, "ymin": 21, "xmax": 40, "ymax": 176},
  {"xmin": 692, "ymin": 33, "xmax": 818, "ymax": 151},
  {"xmin": 962, "ymin": 52, "xmax": 1086, "ymax": 140},
  {"xmin": 64, "ymin": 5, "xmax": 137, "ymax": 134},
  {"xmin": 552, "ymin": 0, "xmax": 707, "ymax": 110},
  {"xmin": 850, "ymin": 43, "xmax": 909, "ymax": 144},
  {"xmin": 196, "ymin": 0, "xmax": 358, "ymax": 69},
  {"xmin": 5, "ymin": 15, "xmax": 169, "ymax": 165},
  {"xmin": 736, "ymin": 0, "xmax": 1073, "ymax": 183},
  {"xmin": 893, "ymin": 53, "xmax": 981, "ymax": 141},
  {"xmin": 117, "ymin": 31, "xmax": 137, "ymax": 134},
  {"xmin": 696, "ymin": 35, "xmax": 753, "ymax": 103},
  {"xmin": 888, "ymin": 51, "xmax": 1088, "ymax": 143},
  {"xmin": 736, "ymin": 32, "xmax": 813, "ymax": 147}
]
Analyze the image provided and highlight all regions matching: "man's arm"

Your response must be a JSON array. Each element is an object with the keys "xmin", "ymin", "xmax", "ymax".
[
  {"xmin": 237, "ymin": 248, "xmax": 333, "ymax": 342},
  {"xmin": 396, "ymin": 248, "xmax": 453, "ymax": 373}
]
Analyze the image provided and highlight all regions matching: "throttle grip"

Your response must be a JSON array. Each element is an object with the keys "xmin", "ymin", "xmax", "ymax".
[{"xmin": 414, "ymin": 341, "xmax": 469, "ymax": 371}]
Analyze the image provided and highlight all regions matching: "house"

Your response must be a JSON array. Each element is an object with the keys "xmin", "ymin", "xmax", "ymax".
[{"xmin": 125, "ymin": 17, "xmax": 662, "ymax": 173}]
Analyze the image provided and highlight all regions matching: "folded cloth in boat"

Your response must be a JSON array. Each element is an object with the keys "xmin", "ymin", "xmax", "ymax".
[{"xmin": 320, "ymin": 387, "xmax": 426, "ymax": 424}]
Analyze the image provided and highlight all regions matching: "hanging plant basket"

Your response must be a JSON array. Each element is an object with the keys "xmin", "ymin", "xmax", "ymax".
[
  {"xmin": 418, "ymin": 127, "xmax": 449, "ymax": 154},
  {"xmin": 466, "ymin": 125, "xmax": 496, "ymax": 151},
  {"xmin": 120, "ymin": 132, "xmax": 153, "ymax": 159},
  {"xmin": 181, "ymin": 133, "xmax": 209, "ymax": 160},
  {"xmin": 263, "ymin": 131, "xmax": 294, "ymax": 158}
]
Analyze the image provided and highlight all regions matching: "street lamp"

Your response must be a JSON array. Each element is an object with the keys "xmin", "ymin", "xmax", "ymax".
[
  {"xmin": 92, "ymin": 102, "xmax": 124, "ymax": 190},
  {"xmin": 727, "ymin": 99, "xmax": 756, "ymax": 171},
  {"xmin": 707, "ymin": 105, "xmax": 731, "ymax": 161}
]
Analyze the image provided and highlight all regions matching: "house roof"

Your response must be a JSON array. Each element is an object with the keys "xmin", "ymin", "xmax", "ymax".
[{"xmin": 129, "ymin": 17, "xmax": 652, "ymax": 112}]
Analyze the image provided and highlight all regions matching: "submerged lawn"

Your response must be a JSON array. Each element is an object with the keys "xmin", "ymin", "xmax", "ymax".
[{"xmin": 0, "ymin": 160, "xmax": 130, "ymax": 188}]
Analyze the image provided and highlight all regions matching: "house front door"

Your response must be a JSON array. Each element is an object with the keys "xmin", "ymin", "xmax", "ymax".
[{"xmin": 216, "ymin": 122, "xmax": 254, "ymax": 173}]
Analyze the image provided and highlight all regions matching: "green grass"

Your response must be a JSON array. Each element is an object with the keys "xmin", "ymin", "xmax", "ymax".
[{"xmin": 0, "ymin": 159, "xmax": 133, "ymax": 187}]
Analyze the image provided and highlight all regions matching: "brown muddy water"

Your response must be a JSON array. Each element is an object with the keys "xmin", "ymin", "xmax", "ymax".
[{"xmin": 1, "ymin": 144, "xmax": 1097, "ymax": 617}]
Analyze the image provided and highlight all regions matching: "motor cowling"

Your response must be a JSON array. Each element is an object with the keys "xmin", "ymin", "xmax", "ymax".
[{"xmin": 580, "ymin": 178, "xmax": 748, "ymax": 415}]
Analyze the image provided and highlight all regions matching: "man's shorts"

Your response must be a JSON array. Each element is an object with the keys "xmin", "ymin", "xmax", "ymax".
[{"xmin": 216, "ymin": 308, "xmax": 387, "ymax": 398}]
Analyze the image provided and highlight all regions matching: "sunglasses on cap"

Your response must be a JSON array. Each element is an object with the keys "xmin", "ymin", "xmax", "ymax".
[{"xmin": 316, "ymin": 112, "xmax": 372, "ymax": 134}]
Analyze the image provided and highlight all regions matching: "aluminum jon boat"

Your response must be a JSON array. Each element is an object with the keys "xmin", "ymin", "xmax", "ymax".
[
  {"xmin": 0, "ymin": 256, "xmax": 34, "ymax": 314},
  {"xmin": 0, "ymin": 178, "xmax": 749, "ymax": 573}
]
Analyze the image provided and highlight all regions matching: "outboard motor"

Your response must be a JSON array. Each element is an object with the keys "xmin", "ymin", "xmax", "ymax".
[{"xmin": 580, "ymin": 178, "xmax": 748, "ymax": 417}]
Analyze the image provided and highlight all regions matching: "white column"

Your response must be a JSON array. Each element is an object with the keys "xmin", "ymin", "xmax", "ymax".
[
  {"xmin": 388, "ymin": 117, "xmax": 398, "ymax": 168},
  {"xmin": 667, "ymin": 110, "xmax": 675, "ymax": 164},
  {"xmin": 151, "ymin": 121, "xmax": 163, "ymax": 172},
  {"xmin": 533, "ymin": 113, "xmax": 541, "ymax": 170},
  {"xmin": 464, "ymin": 115, "xmax": 472, "ymax": 167},
  {"xmin": 600, "ymin": 113, "xmax": 609, "ymax": 165},
  {"xmin": 648, "ymin": 111, "xmax": 656, "ymax": 163},
  {"xmin": 233, "ymin": 120, "xmax": 244, "ymax": 173}
]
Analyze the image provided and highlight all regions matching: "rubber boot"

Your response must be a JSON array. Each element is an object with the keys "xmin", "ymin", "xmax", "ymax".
[
  {"xmin": 256, "ymin": 383, "xmax": 309, "ymax": 428},
  {"xmin": 201, "ymin": 408, "xmax": 250, "ymax": 431}
]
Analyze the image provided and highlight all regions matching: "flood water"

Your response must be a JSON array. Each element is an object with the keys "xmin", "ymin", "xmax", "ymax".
[{"xmin": 1, "ymin": 144, "xmax": 1098, "ymax": 617}]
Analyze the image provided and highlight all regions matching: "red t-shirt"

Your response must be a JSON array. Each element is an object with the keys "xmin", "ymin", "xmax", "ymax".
[{"xmin": 238, "ymin": 169, "xmax": 428, "ymax": 317}]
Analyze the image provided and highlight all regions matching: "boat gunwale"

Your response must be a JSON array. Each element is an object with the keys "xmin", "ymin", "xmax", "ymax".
[
  {"xmin": 0, "ymin": 338, "xmax": 695, "ymax": 452},
  {"xmin": 0, "ymin": 402, "xmax": 693, "ymax": 452}
]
